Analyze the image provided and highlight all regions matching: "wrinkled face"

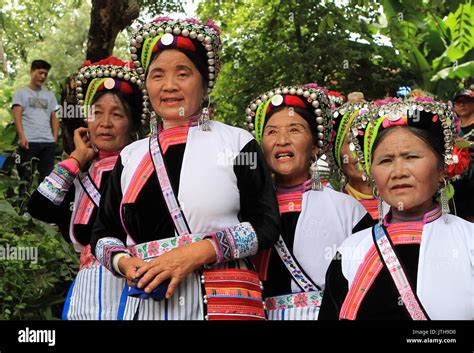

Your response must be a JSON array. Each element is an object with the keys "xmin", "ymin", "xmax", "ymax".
[
  {"xmin": 30, "ymin": 68, "xmax": 49, "ymax": 87},
  {"xmin": 146, "ymin": 49, "xmax": 205, "ymax": 124},
  {"xmin": 87, "ymin": 93, "xmax": 133, "ymax": 152},
  {"xmin": 454, "ymin": 97, "xmax": 474, "ymax": 119},
  {"xmin": 261, "ymin": 108, "xmax": 317, "ymax": 186},
  {"xmin": 371, "ymin": 127, "xmax": 443, "ymax": 214},
  {"xmin": 340, "ymin": 135, "xmax": 364, "ymax": 183}
]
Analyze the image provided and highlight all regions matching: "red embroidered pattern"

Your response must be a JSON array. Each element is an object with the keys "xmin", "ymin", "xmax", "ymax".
[
  {"xmin": 358, "ymin": 198, "xmax": 379, "ymax": 221},
  {"xmin": 73, "ymin": 156, "xmax": 118, "ymax": 225},
  {"xmin": 339, "ymin": 207, "xmax": 442, "ymax": 320}
]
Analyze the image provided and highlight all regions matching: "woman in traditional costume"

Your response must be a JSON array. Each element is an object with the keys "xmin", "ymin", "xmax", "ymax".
[
  {"xmin": 319, "ymin": 98, "xmax": 473, "ymax": 320},
  {"xmin": 28, "ymin": 57, "xmax": 144, "ymax": 319},
  {"xmin": 91, "ymin": 17, "xmax": 280, "ymax": 320},
  {"xmin": 330, "ymin": 101, "xmax": 389, "ymax": 220},
  {"xmin": 243, "ymin": 84, "xmax": 374, "ymax": 320}
]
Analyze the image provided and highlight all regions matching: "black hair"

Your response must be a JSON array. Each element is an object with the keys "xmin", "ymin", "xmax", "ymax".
[
  {"xmin": 90, "ymin": 90, "xmax": 143, "ymax": 137},
  {"xmin": 147, "ymin": 47, "xmax": 209, "ymax": 91},
  {"xmin": 31, "ymin": 60, "xmax": 51, "ymax": 71},
  {"xmin": 372, "ymin": 125, "xmax": 445, "ymax": 170},
  {"xmin": 265, "ymin": 105, "xmax": 318, "ymax": 143}
]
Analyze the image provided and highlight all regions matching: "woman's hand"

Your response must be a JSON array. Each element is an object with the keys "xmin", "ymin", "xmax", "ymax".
[
  {"xmin": 69, "ymin": 127, "xmax": 97, "ymax": 170},
  {"xmin": 118, "ymin": 255, "xmax": 148, "ymax": 287},
  {"xmin": 136, "ymin": 240, "xmax": 217, "ymax": 299}
]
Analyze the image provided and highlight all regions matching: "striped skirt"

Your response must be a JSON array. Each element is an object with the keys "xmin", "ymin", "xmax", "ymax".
[
  {"xmin": 265, "ymin": 290, "xmax": 323, "ymax": 320},
  {"xmin": 63, "ymin": 245, "xmax": 128, "ymax": 320}
]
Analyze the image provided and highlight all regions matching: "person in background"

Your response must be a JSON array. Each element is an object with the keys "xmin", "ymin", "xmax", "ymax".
[
  {"xmin": 347, "ymin": 91, "xmax": 365, "ymax": 104},
  {"xmin": 452, "ymin": 89, "xmax": 474, "ymax": 222},
  {"xmin": 12, "ymin": 60, "xmax": 60, "ymax": 196},
  {"xmin": 453, "ymin": 89, "xmax": 474, "ymax": 139}
]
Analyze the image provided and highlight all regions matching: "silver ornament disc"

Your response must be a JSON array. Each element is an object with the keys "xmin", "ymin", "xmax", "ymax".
[
  {"xmin": 161, "ymin": 33, "xmax": 174, "ymax": 46},
  {"xmin": 104, "ymin": 78, "xmax": 115, "ymax": 90},
  {"xmin": 272, "ymin": 94, "xmax": 284, "ymax": 106}
]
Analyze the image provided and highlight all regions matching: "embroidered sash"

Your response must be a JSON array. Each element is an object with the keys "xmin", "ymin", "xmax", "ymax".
[
  {"xmin": 339, "ymin": 208, "xmax": 442, "ymax": 320},
  {"xmin": 73, "ymin": 156, "xmax": 117, "ymax": 225},
  {"xmin": 145, "ymin": 130, "xmax": 265, "ymax": 320},
  {"xmin": 372, "ymin": 224, "xmax": 429, "ymax": 320}
]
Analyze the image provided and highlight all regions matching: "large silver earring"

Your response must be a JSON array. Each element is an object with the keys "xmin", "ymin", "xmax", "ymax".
[
  {"xmin": 150, "ymin": 111, "xmax": 158, "ymax": 136},
  {"xmin": 199, "ymin": 97, "xmax": 211, "ymax": 132},
  {"xmin": 440, "ymin": 178, "xmax": 450, "ymax": 223},
  {"xmin": 373, "ymin": 186, "xmax": 384, "ymax": 225},
  {"xmin": 310, "ymin": 158, "xmax": 322, "ymax": 191}
]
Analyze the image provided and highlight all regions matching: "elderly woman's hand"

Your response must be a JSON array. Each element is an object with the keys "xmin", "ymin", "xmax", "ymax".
[
  {"xmin": 135, "ymin": 240, "xmax": 217, "ymax": 299},
  {"xmin": 118, "ymin": 255, "xmax": 148, "ymax": 287}
]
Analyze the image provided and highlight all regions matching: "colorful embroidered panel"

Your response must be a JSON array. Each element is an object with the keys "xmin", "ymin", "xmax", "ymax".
[
  {"xmin": 121, "ymin": 154, "xmax": 154, "ymax": 204},
  {"xmin": 339, "ymin": 223, "xmax": 424, "ymax": 320},
  {"xmin": 276, "ymin": 179, "xmax": 311, "ymax": 214},
  {"xmin": 158, "ymin": 124, "xmax": 190, "ymax": 154},
  {"xmin": 373, "ymin": 224, "xmax": 428, "ymax": 320},
  {"xmin": 206, "ymin": 222, "xmax": 259, "ymax": 264},
  {"xmin": 358, "ymin": 198, "xmax": 380, "ymax": 221},
  {"xmin": 265, "ymin": 290, "xmax": 323, "ymax": 311},
  {"xmin": 339, "ymin": 207, "xmax": 442, "ymax": 320},
  {"xmin": 73, "ymin": 155, "xmax": 118, "ymax": 225},
  {"xmin": 274, "ymin": 236, "xmax": 319, "ymax": 292},
  {"xmin": 130, "ymin": 234, "xmax": 204, "ymax": 260},
  {"xmin": 95, "ymin": 237, "xmax": 130, "ymax": 276},
  {"xmin": 202, "ymin": 269, "xmax": 265, "ymax": 320},
  {"xmin": 37, "ymin": 163, "xmax": 78, "ymax": 205}
]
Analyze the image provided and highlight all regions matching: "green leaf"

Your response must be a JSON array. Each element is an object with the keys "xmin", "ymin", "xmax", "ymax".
[
  {"xmin": 431, "ymin": 60, "xmax": 474, "ymax": 81},
  {"xmin": 0, "ymin": 200, "xmax": 17, "ymax": 216},
  {"xmin": 318, "ymin": 17, "xmax": 327, "ymax": 33}
]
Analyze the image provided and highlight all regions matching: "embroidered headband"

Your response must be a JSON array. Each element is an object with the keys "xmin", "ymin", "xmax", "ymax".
[
  {"xmin": 75, "ymin": 57, "xmax": 146, "ymax": 123},
  {"xmin": 129, "ymin": 17, "xmax": 222, "ymax": 94},
  {"xmin": 244, "ymin": 84, "xmax": 331, "ymax": 150},
  {"xmin": 328, "ymin": 91, "xmax": 346, "ymax": 109},
  {"xmin": 348, "ymin": 97, "xmax": 465, "ymax": 183},
  {"xmin": 330, "ymin": 101, "xmax": 373, "ymax": 172}
]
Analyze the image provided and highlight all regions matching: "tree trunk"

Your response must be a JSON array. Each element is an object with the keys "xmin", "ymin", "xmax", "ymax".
[{"xmin": 86, "ymin": 0, "xmax": 140, "ymax": 62}]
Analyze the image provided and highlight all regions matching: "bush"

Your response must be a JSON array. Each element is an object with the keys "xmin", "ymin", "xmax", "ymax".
[{"xmin": 0, "ymin": 200, "xmax": 79, "ymax": 320}]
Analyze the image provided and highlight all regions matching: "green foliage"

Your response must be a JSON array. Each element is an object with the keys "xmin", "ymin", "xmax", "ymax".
[
  {"xmin": 197, "ymin": 0, "xmax": 417, "ymax": 126},
  {"xmin": 137, "ymin": 0, "xmax": 184, "ymax": 17},
  {"xmin": 4, "ymin": 0, "xmax": 91, "ymax": 95},
  {"xmin": 0, "ymin": 0, "xmax": 82, "ymax": 75},
  {"xmin": 0, "ymin": 200, "xmax": 79, "ymax": 320},
  {"xmin": 378, "ymin": 0, "xmax": 474, "ymax": 98},
  {"xmin": 0, "ymin": 123, "xmax": 17, "ymax": 151}
]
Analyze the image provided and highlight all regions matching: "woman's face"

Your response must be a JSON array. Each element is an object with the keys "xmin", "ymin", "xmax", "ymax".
[
  {"xmin": 87, "ymin": 93, "xmax": 133, "ymax": 152},
  {"xmin": 340, "ymin": 134, "xmax": 364, "ymax": 183},
  {"xmin": 146, "ymin": 49, "xmax": 205, "ymax": 125},
  {"xmin": 371, "ymin": 127, "xmax": 443, "ymax": 214},
  {"xmin": 261, "ymin": 107, "xmax": 316, "ymax": 186}
]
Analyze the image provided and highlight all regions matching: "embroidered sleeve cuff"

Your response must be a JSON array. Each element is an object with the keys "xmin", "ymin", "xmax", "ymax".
[
  {"xmin": 61, "ymin": 158, "xmax": 81, "ymax": 175},
  {"xmin": 204, "ymin": 222, "xmax": 259, "ymax": 264},
  {"xmin": 95, "ymin": 237, "xmax": 131, "ymax": 277},
  {"xmin": 37, "ymin": 163, "xmax": 78, "ymax": 205}
]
